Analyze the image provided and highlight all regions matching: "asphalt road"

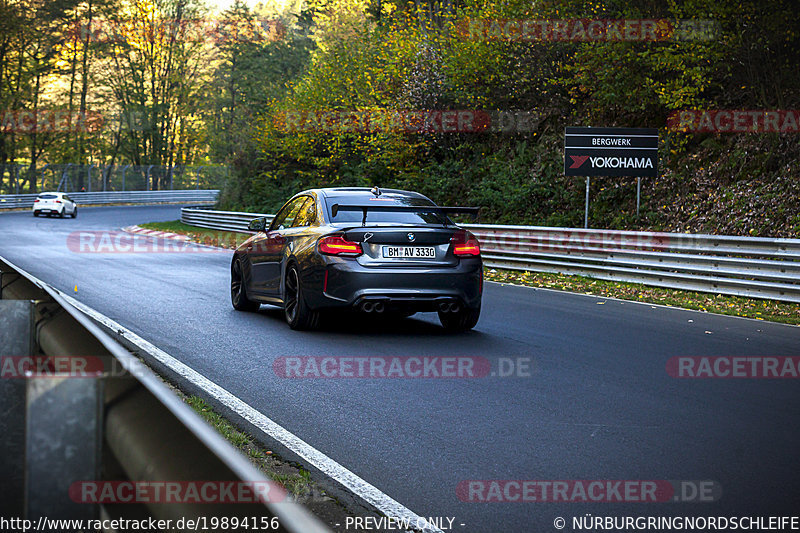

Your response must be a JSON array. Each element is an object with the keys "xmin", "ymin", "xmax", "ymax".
[{"xmin": 1, "ymin": 205, "xmax": 799, "ymax": 532}]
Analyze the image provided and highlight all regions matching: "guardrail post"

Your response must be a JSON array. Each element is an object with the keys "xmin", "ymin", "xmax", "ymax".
[
  {"xmin": 122, "ymin": 164, "xmax": 131, "ymax": 191},
  {"xmin": 146, "ymin": 165, "xmax": 154, "ymax": 191},
  {"xmin": 196, "ymin": 166, "xmax": 204, "ymax": 189},
  {"xmin": 0, "ymin": 286, "xmax": 102, "ymax": 520},
  {"xmin": 25, "ymin": 376, "xmax": 102, "ymax": 520},
  {"xmin": 58, "ymin": 163, "xmax": 73, "ymax": 192},
  {"xmin": 87, "ymin": 164, "xmax": 95, "ymax": 193},
  {"xmin": 169, "ymin": 164, "xmax": 177, "ymax": 190},
  {"xmin": 0, "ymin": 300, "xmax": 34, "ymax": 516}
]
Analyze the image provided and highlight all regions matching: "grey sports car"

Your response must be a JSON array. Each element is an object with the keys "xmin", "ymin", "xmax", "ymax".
[{"xmin": 230, "ymin": 187, "xmax": 483, "ymax": 331}]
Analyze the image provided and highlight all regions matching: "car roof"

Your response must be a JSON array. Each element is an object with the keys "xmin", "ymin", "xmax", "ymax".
[{"xmin": 313, "ymin": 187, "xmax": 434, "ymax": 203}]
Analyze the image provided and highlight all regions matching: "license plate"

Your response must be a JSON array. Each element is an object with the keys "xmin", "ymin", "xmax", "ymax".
[{"xmin": 382, "ymin": 246, "xmax": 436, "ymax": 259}]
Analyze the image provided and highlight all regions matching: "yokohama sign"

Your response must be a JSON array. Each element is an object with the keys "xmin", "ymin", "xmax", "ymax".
[{"xmin": 564, "ymin": 127, "xmax": 658, "ymax": 177}]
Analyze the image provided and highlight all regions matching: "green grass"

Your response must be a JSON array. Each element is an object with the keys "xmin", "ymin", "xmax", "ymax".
[
  {"xmin": 139, "ymin": 220, "xmax": 250, "ymax": 249},
  {"xmin": 184, "ymin": 395, "xmax": 318, "ymax": 498},
  {"xmin": 486, "ymin": 268, "xmax": 800, "ymax": 325},
  {"xmin": 271, "ymin": 470, "xmax": 312, "ymax": 496}
]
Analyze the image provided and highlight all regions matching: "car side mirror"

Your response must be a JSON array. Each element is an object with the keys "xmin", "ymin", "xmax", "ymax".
[{"xmin": 248, "ymin": 218, "xmax": 267, "ymax": 232}]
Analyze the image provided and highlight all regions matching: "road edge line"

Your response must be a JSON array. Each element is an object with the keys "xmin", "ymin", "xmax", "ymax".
[{"xmin": 57, "ymin": 290, "xmax": 444, "ymax": 533}]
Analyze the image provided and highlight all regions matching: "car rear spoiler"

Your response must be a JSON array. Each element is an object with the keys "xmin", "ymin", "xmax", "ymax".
[{"xmin": 330, "ymin": 203, "xmax": 480, "ymax": 226}]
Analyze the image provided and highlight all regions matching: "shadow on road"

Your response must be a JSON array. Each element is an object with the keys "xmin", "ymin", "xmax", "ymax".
[{"xmin": 254, "ymin": 305, "xmax": 483, "ymax": 337}]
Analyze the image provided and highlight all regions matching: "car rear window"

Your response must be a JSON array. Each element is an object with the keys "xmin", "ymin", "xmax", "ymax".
[
  {"xmin": 325, "ymin": 196, "xmax": 448, "ymax": 225},
  {"xmin": 37, "ymin": 194, "xmax": 57, "ymax": 199}
]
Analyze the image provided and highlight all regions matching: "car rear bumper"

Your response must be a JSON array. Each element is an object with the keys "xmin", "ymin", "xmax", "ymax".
[{"xmin": 307, "ymin": 258, "xmax": 483, "ymax": 311}]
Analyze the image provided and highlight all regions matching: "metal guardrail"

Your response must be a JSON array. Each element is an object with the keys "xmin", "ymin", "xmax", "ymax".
[
  {"xmin": 0, "ymin": 189, "xmax": 220, "ymax": 209},
  {"xmin": 182, "ymin": 206, "xmax": 274, "ymax": 232},
  {"xmin": 0, "ymin": 255, "xmax": 331, "ymax": 531},
  {"xmin": 181, "ymin": 206, "xmax": 800, "ymax": 304}
]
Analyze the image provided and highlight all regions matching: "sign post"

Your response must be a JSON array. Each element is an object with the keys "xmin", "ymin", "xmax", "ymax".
[
  {"xmin": 584, "ymin": 177, "xmax": 590, "ymax": 229},
  {"xmin": 636, "ymin": 177, "xmax": 641, "ymax": 217},
  {"xmin": 564, "ymin": 127, "xmax": 658, "ymax": 228}
]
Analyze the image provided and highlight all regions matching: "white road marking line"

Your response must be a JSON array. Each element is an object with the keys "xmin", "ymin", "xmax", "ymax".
[{"xmin": 58, "ymin": 291, "xmax": 443, "ymax": 533}]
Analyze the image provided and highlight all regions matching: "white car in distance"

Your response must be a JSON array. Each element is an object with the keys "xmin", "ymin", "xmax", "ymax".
[{"xmin": 32, "ymin": 192, "xmax": 78, "ymax": 218}]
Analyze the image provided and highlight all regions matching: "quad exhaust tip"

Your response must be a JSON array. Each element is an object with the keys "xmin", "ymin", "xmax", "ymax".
[
  {"xmin": 438, "ymin": 302, "xmax": 460, "ymax": 313},
  {"xmin": 360, "ymin": 301, "xmax": 385, "ymax": 313}
]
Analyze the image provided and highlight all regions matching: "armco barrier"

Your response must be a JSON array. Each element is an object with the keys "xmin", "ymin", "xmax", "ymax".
[
  {"xmin": 181, "ymin": 206, "xmax": 800, "ymax": 304},
  {"xmin": 0, "ymin": 255, "xmax": 330, "ymax": 532},
  {"xmin": 0, "ymin": 189, "xmax": 219, "ymax": 209},
  {"xmin": 182, "ymin": 206, "xmax": 275, "ymax": 232}
]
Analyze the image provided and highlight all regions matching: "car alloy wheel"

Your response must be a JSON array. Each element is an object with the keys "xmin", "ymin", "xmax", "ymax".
[
  {"xmin": 284, "ymin": 265, "xmax": 319, "ymax": 330},
  {"xmin": 284, "ymin": 266, "xmax": 300, "ymax": 323},
  {"xmin": 231, "ymin": 258, "xmax": 259, "ymax": 311}
]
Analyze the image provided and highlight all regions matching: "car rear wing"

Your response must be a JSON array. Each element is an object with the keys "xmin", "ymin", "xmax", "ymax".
[{"xmin": 330, "ymin": 203, "xmax": 480, "ymax": 226}]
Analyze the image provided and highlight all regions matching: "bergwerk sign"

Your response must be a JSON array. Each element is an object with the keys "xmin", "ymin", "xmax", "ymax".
[{"xmin": 564, "ymin": 127, "xmax": 658, "ymax": 177}]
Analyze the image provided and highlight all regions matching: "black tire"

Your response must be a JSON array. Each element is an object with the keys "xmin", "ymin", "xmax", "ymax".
[
  {"xmin": 58, "ymin": 208, "xmax": 65, "ymax": 218},
  {"xmin": 438, "ymin": 303, "xmax": 481, "ymax": 332},
  {"xmin": 70, "ymin": 207, "xmax": 77, "ymax": 218},
  {"xmin": 231, "ymin": 258, "xmax": 260, "ymax": 312},
  {"xmin": 33, "ymin": 211, "xmax": 39, "ymax": 217},
  {"xmin": 284, "ymin": 264, "xmax": 319, "ymax": 330}
]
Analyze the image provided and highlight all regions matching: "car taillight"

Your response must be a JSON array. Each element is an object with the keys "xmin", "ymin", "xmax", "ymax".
[
  {"xmin": 451, "ymin": 230, "xmax": 481, "ymax": 256},
  {"xmin": 55, "ymin": 200, "xmax": 62, "ymax": 204},
  {"xmin": 318, "ymin": 234, "xmax": 362, "ymax": 256},
  {"xmin": 34, "ymin": 199, "xmax": 39, "ymax": 202}
]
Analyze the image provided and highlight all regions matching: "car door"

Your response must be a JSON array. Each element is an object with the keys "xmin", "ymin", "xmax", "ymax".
[
  {"xmin": 63, "ymin": 195, "xmax": 75, "ymax": 213},
  {"xmin": 249, "ymin": 197, "xmax": 307, "ymax": 296},
  {"xmin": 276, "ymin": 196, "xmax": 318, "ymax": 296},
  {"xmin": 55, "ymin": 194, "xmax": 67, "ymax": 214}
]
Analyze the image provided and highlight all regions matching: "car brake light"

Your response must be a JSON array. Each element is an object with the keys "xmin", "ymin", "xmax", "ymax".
[
  {"xmin": 34, "ymin": 199, "xmax": 39, "ymax": 202},
  {"xmin": 451, "ymin": 230, "xmax": 481, "ymax": 256},
  {"xmin": 55, "ymin": 200, "xmax": 62, "ymax": 203},
  {"xmin": 318, "ymin": 235, "xmax": 362, "ymax": 256}
]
